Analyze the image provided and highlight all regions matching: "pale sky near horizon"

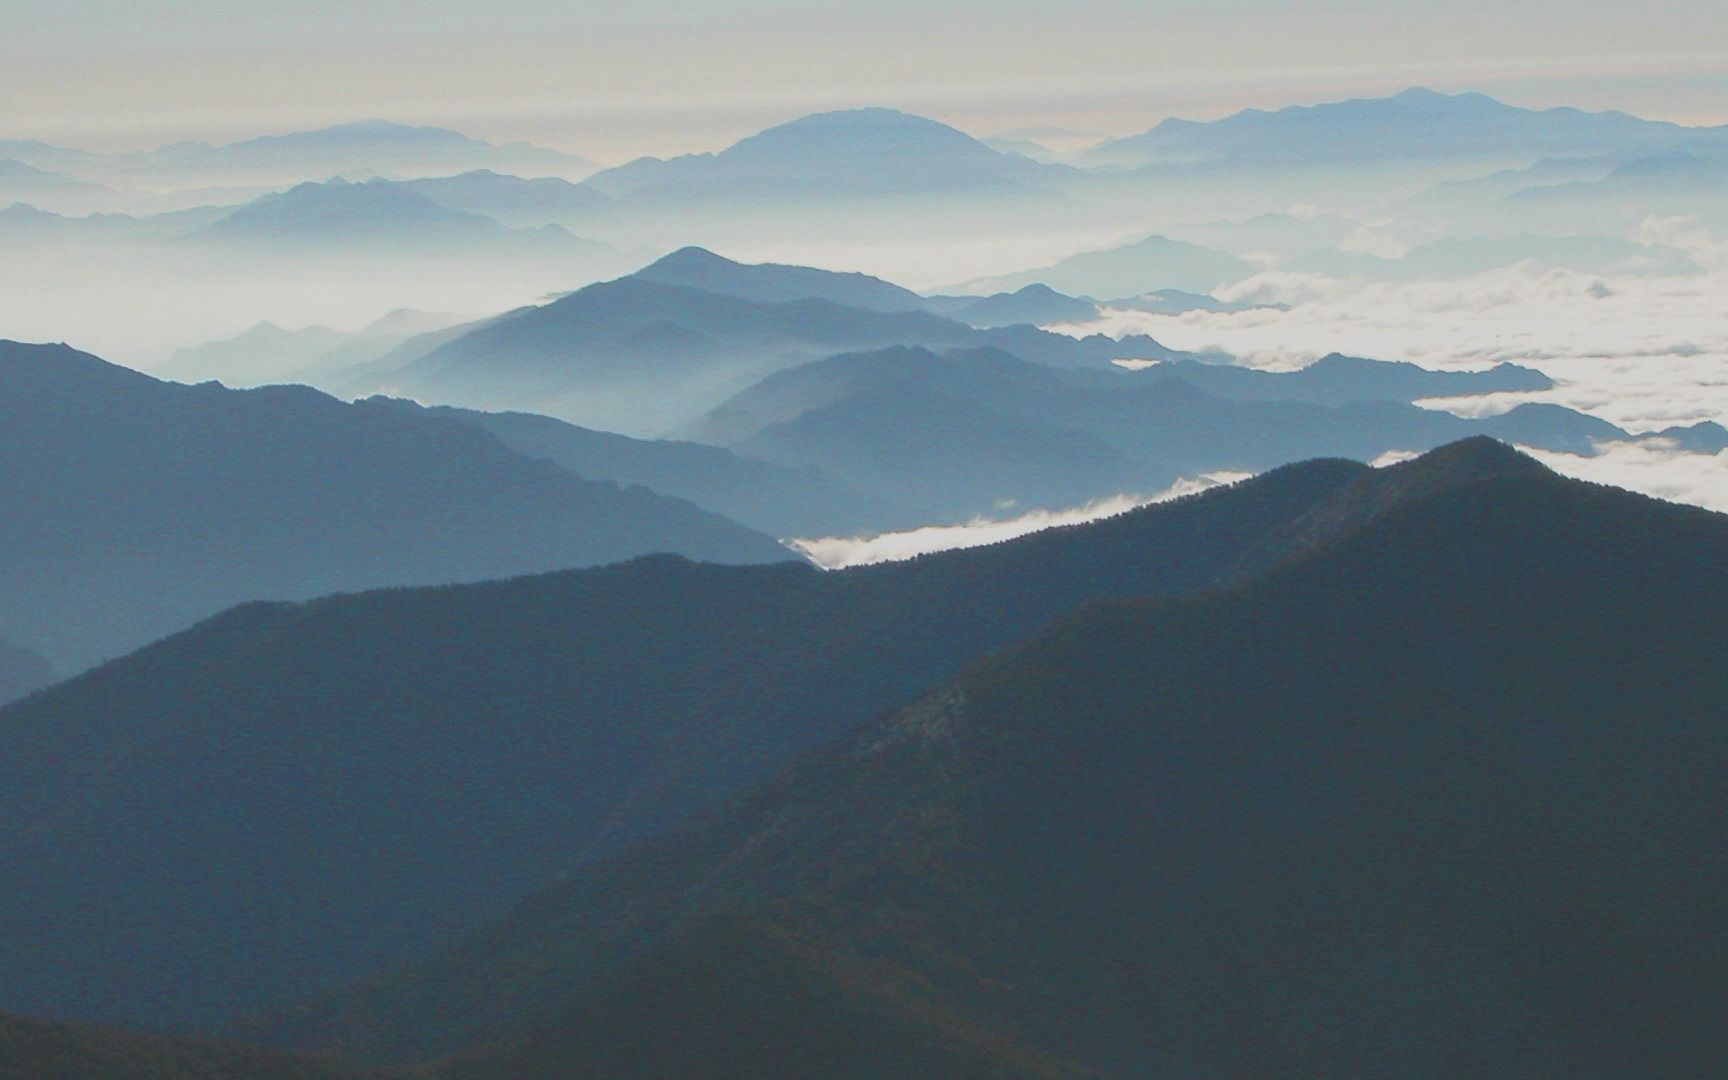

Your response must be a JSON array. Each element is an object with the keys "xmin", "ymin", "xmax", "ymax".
[{"xmin": 5, "ymin": 0, "xmax": 1726, "ymax": 161}]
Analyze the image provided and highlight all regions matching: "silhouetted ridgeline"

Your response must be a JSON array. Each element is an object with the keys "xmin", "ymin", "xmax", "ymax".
[
  {"xmin": 684, "ymin": 344, "xmax": 1638, "ymax": 521},
  {"xmin": 272, "ymin": 445, "xmax": 1728, "ymax": 1078},
  {"xmin": 374, "ymin": 398, "xmax": 909, "ymax": 537},
  {"xmin": 0, "ymin": 446, "xmax": 1408, "ymax": 1031},
  {"xmin": 0, "ymin": 340, "xmax": 789, "ymax": 671},
  {"xmin": 355, "ymin": 271, "xmax": 1178, "ymax": 434}
]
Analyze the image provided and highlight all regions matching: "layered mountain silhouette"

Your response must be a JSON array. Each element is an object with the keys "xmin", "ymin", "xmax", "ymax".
[
  {"xmin": 582, "ymin": 108, "xmax": 1072, "ymax": 205},
  {"xmin": 261, "ymin": 442, "xmax": 1728, "ymax": 1077},
  {"xmin": 924, "ymin": 283, "xmax": 1102, "ymax": 327},
  {"xmin": 632, "ymin": 245, "xmax": 930, "ymax": 312},
  {"xmin": 375, "ymin": 398, "xmax": 908, "ymax": 536},
  {"xmin": 0, "ymin": 445, "xmax": 1436, "ymax": 1032},
  {"xmin": 0, "ymin": 340, "xmax": 788, "ymax": 670},
  {"xmin": 109, "ymin": 120, "xmax": 598, "ymax": 186},
  {"xmin": 159, "ymin": 310, "xmax": 463, "ymax": 388},
  {"xmin": 683, "ymin": 345, "xmax": 1629, "ymax": 518},
  {"xmin": 358, "ymin": 266, "xmax": 1179, "ymax": 434},
  {"xmin": 391, "ymin": 170, "xmax": 616, "ymax": 228},
  {"xmin": 1083, "ymin": 87, "xmax": 1726, "ymax": 170},
  {"xmin": 1146, "ymin": 353, "xmax": 1552, "ymax": 405},
  {"xmin": 0, "ymin": 158, "xmax": 116, "ymax": 214},
  {"xmin": 194, "ymin": 177, "xmax": 613, "ymax": 262}
]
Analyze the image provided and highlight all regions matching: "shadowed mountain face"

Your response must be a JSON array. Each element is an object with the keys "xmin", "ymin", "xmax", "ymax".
[
  {"xmin": 0, "ymin": 636, "xmax": 55, "ymax": 707},
  {"xmin": 0, "ymin": 340, "xmax": 789, "ymax": 670},
  {"xmin": 0, "ymin": 448, "xmax": 1444, "ymax": 1033},
  {"xmin": 360, "ymin": 276, "xmax": 1177, "ymax": 434},
  {"xmin": 268, "ymin": 444, "xmax": 1728, "ymax": 1078}
]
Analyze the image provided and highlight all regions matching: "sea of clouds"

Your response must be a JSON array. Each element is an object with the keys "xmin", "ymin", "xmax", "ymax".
[{"xmin": 1056, "ymin": 218, "xmax": 1728, "ymax": 512}]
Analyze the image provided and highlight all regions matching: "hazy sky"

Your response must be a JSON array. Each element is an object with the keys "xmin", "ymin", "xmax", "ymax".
[{"xmin": 5, "ymin": 0, "xmax": 1726, "ymax": 160}]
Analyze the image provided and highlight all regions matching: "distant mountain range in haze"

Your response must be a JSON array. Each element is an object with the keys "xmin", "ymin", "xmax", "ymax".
[
  {"xmin": 681, "ymin": 341, "xmax": 1681, "ymax": 518},
  {"xmin": 193, "ymin": 176, "xmax": 615, "ymax": 262},
  {"xmin": 375, "ymin": 397, "xmax": 909, "ymax": 537},
  {"xmin": 1, "ymin": 80, "xmax": 1725, "ymax": 1080},
  {"xmin": 158, "ymin": 309, "xmax": 467, "ymax": 388},
  {"xmin": 582, "ymin": 107, "xmax": 1074, "ymax": 206},
  {"xmin": 0, "ymin": 340, "xmax": 789, "ymax": 672},
  {"xmin": 4, "ymin": 120, "xmax": 597, "ymax": 191},
  {"xmin": 7, "ymin": 88, "xmax": 1727, "ymax": 368},
  {"xmin": 351, "ymin": 251, "xmax": 1184, "ymax": 434},
  {"xmin": 139, "ymin": 243, "xmax": 1713, "ymax": 536},
  {"xmin": 1081, "ymin": 86, "xmax": 1728, "ymax": 170}
]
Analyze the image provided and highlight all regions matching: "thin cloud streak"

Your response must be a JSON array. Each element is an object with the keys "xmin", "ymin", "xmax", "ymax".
[{"xmin": 791, "ymin": 473, "xmax": 1251, "ymax": 570}]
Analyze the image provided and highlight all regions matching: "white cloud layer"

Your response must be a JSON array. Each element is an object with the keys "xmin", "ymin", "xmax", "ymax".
[
  {"xmin": 1065, "ymin": 229, "xmax": 1728, "ymax": 511},
  {"xmin": 1523, "ymin": 440, "xmax": 1728, "ymax": 513},
  {"xmin": 791, "ymin": 472, "xmax": 1250, "ymax": 569}
]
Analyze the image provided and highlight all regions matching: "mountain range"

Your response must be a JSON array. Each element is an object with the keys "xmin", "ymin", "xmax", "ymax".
[
  {"xmin": 0, "ymin": 442, "xmax": 1394, "ymax": 1032},
  {"xmin": 158, "ymin": 309, "xmax": 465, "ymax": 388},
  {"xmin": 0, "ymin": 340, "xmax": 787, "ymax": 671},
  {"xmin": 583, "ymin": 108, "xmax": 1071, "ymax": 206},
  {"xmin": 192, "ymin": 177, "xmax": 613, "ymax": 262},
  {"xmin": 682, "ymin": 344, "xmax": 1640, "ymax": 519},
  {"xmin": 250, "ymin": 441, "xmax": 1728, "ymax": 1078},
  {"xmin": 104, "ymin": 120, "xmax": 599, "ymax": 188},
  {"xmin": 1082, "ymin": 86, "xmax": 1728, "ymax": 171},
  {"xmin": 0, "ymin": 439, "xmax": 1721, "ymax": 1078},
  {"xmin": 355, "ymin": 256, "xmax": 1182, "ymax": 434},
  {"xmin": 376, "ymin": 398, "xmax": 908, "ymax": 537}
]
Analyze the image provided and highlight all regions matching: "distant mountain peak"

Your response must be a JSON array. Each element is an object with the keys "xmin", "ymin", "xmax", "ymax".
[
  {"xmin": 642, "ymin": 245, "xmax": 733, "ymax": 271},
  {"xmin": 722, "ymin": 108, "xmax": 1002, "ymax": 160}
]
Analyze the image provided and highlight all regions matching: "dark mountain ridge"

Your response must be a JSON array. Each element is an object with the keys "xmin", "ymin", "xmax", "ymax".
[
  {"xmin": 272, "ymin": 444, "xmax": 1728, "ymax": 1077},
  {"xmin": 0, "ymin": 340, "xmax": 788, "ymax": 670},
  {"xmin": 0, "ymin": 446, "xmax": 1432, "ymax": 1033}
]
